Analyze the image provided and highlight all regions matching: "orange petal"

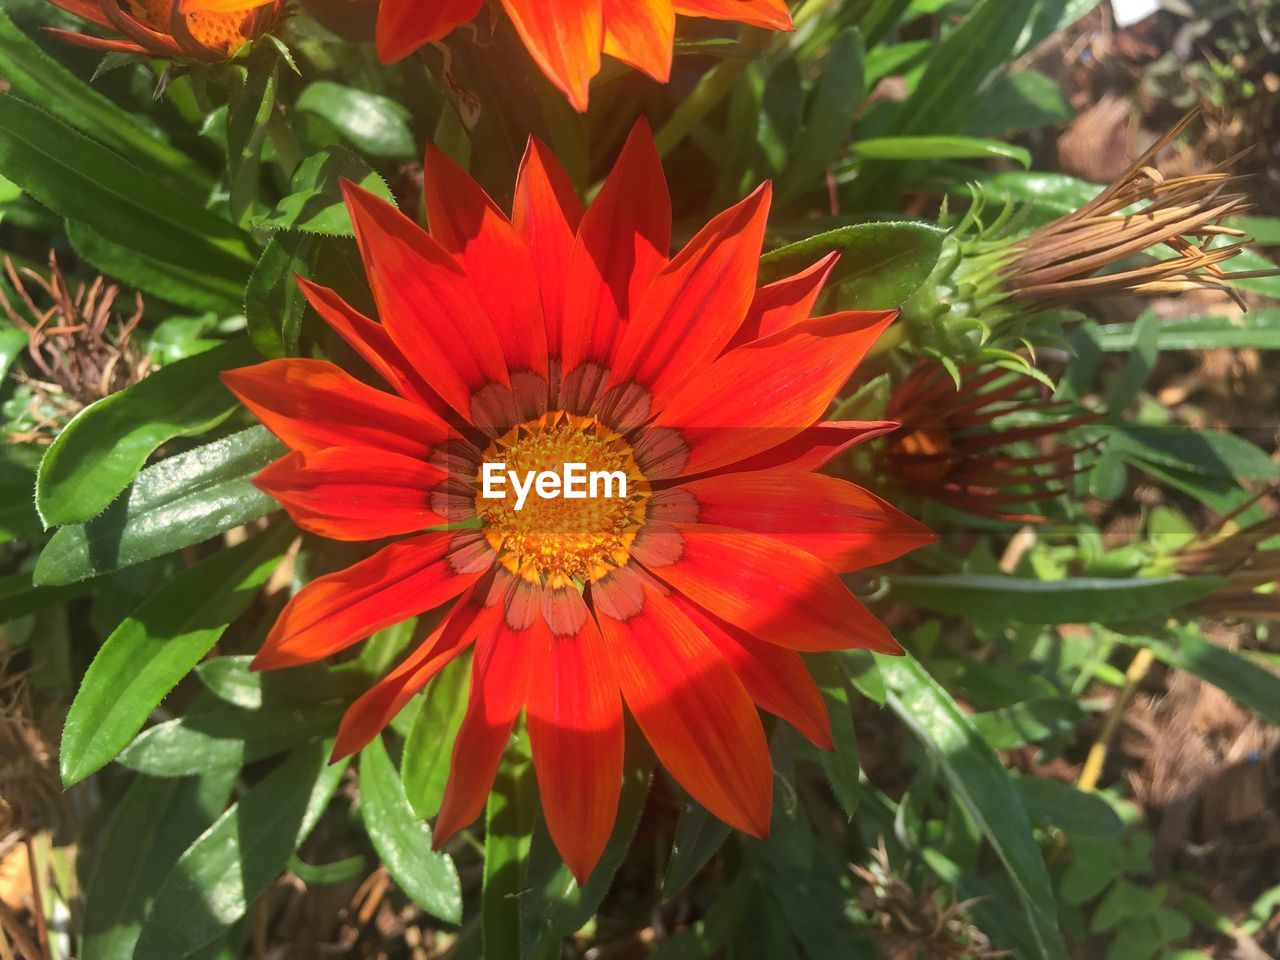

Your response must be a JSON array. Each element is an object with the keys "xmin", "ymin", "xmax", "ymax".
[
  {"xmin": 729, "ymin": 252, "xmax": 839, "ymax": 348},
  {"xmin": 253, "ymin": 532, "xmax": 487, "ymax": 670},
  {"xmin": 295, "ymin": 277, "xmax": 447, "ymax": 416},
  {"xmin": 434, "ymin": 618, "xmax": 533, "ymax": 845},
  {"xmin": 422, "ymin": 146, "xmax": 549, "ymax": 383},
  {"xmin": 526, "ymin": 600, "xmax": 623, "ymax": 883},
  {"xmin": 648, "ymin": 310, "xmax": 897, "ymax": 476},
  {"xmin": 672, "ymin": 595, "xmax": 832, "ymax": 750},
  {"xmin": 341, "ymin": 180, "xmax": 512, "ymax": 427},
  {"xmin": 603, "ymin": 183, "xmax": 771, "ymax": 419},
  {"xmin": 672, "ymin": 0, "xmax": 792, "ymax": 30},
  {"xmin": 513, "ymin": 137, "xmax": 583, "ymax": 359},
  {"xmin": 676, "ymin": 470, "xmax": 936, "ymax": 572},
  {"xmin": 602, "ymin": 0, "xmax": 674, "ymax": 83},
  {"xmin": 643, "ymin": 523, "xmax": 901, "ymax": 654},
  {"xmin": 722, "ymin": 420, "xmax": 900, "ymax": 474},
  {"xmin": 560, "ymin": 120, "xmax": 669, "ymax": 404},
  {"xmin": 499, "ymin": 0, "xmax": 604, "ymax": 111},
  {"xmin": 254, "ymin": 448, "xmax": 450, "ymax": 541},
  {"xmin": 220, "ymin": 359, "xmax": 448, "ymax": 458},
  {"xmin": 332, "ymin": 594, "xmax": 497, "ymax": 760},
  {"xmin": 595, "ymin": 575, "xmax": 772, "ymax": 837},
  {"xmin": 376, "ymin": 0, "xmax": 484, "ymax": 63}
]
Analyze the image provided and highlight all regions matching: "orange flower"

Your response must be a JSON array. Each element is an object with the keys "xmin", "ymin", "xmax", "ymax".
[
  {"xmin": 222, "ymin": 122, "xmax": 933, "ymax": 881},
  {"xmin": 45, "ymin": 0, "xmax": 283, "ymax": 60},
  {"xmin": 884, "ymin": 362, "xmax": 1100, "ymax": 524},
  {"xmin": 186, "ymin": 0, "xmax": 793, "ymax": 109}
]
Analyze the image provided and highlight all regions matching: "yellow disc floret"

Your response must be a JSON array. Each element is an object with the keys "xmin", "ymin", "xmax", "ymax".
[{"xmin": 476, "ymin": 412, "xmax": 649, "ymax": 588}]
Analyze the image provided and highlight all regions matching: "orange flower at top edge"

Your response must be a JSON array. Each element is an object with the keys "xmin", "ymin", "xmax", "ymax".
[
  {"xmin": 221, "ymin": 121, "xmax": 935, "ymax": 882},
  {"xmin": 46, "ymin": 0, "xmax": 283, "ymax": 60},
  {"xmin": 184, "ymin": 0, "xmax": 793, "ymax": 109}
]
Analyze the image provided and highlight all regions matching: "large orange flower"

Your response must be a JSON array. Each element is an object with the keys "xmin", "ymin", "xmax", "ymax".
[
  {"xmin": 46, "ymin": 0, "xmax": 282, "ymax": 60},
  {"xmin": 222, "ymin": 122, "xmax": 933, "ymax": 882},
  {"xmin": 185, "ymin": 0, "xmax": 793, "ymax": 109}
]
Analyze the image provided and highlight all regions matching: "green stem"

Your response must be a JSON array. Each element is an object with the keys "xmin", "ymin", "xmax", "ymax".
[
  {"xmin": 654, "ymin": 56, "xmax": 751, "ymax": 157},
  {"xmin": 266, "ymin": 108, "xmax": 300, "ymax": 180}
]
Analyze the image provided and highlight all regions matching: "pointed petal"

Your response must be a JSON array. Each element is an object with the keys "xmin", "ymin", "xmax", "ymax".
[
  {"xmin": 595, "ymin": 575, "xmax": 772, "ymax": 837},
  {"xmin": 603, "ymin": 183, "xmax": 771, "ymax": 420},
  {"xmin": 642, "ymin": 523, "xmax": 901, "ymax": 654},
  {"xmin": 296, "ymin": 277, "xmax": 446, "ymax": 414},
  {"xmin": 434, "ymin": 619, "xmax": 532, "ymax": 845},
  {"xmin": 513, "ymin": 137, "xmax": 584, "ymax": 359},
  {"xmin": 675, "ymin": 470, "xmax": 936, "ymax": 571},
  {"xmin": 253, "ymin": 532, "xmax": 488, "ymax": 671},
  {"xmin": 672, "ymin": 0, "xmax": 792, "ymax": 30},
  {"xmin": 724, "ymin": 420, "xmax": 900, "ymax": 473},
  {"xmin": 376, "ymin": 0, "xmax": 483, "ymax": 63},
  {"xmin": 648, "ymin": 310, "xmax": 897, "ymax": 477},
  {"xmin": 254, "ymin": 448, "xmax": 451, "ymax": 541},
  {"xmin": 341, "ymin": 180, "xmax": 512, "ymax": 428},
  {"xmin": 221, "ymin": 359, "xmax": 447, "ymax": 457},
  {"xmin": 728, "ymin": 252, "xmax": 838, "ymax": 348},
  {"xmin": 499, "ymin": 0, "xmax": 603, "ymax": 111},
  {"xmin": 602, "ymin": 0, "xmax": 674, "ymax": 82},
  {"xmin": 527, "ymin": 598, "xmax": 623, "ymax": 883},
  {"xmin": 672, "ymin": 595, "xmax": 831, "ymax": 750},
  {"xmin": 332, "ymin": 594, "xmax": 497, "ymax": 760},
  {"xmin": 423, "ymin": 146, "xmax": 549, "ymax": 381},
  {"xmin": 560, "ymin": 121, "xmax": 669, "ymax": 396}
]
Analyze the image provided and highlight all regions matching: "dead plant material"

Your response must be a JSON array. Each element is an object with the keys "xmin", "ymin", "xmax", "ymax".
[
  {"xmin": 1, "ymin": 252, "xmax": 149, "ymax": 443},
  {"xmin": 852, "ymin": 840, "xmax": 1007, "ymax": 960},
  {"xmin": 1006, "ymin": 112, "xmax": 1278, "ymax": 310}
]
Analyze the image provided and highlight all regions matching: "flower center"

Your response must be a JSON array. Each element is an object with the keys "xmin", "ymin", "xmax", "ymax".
[{"xmin": 475, "ymin": 412, "xmax": 649, "ymax": 588}]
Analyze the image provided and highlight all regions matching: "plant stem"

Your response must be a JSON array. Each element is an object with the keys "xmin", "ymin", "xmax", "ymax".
[{"xmin": 1077, "ymin": 647, "xmax": 1154, "ymax": 793}]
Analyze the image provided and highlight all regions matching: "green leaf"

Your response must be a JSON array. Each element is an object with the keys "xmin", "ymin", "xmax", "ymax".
[
  {"xmin": 889, "ymin": 574, "xmax": 1225, "ymax": 625},
  {"xmin": 1014, "ymin": 776, "xmax": 1124, "ymax": 837},
  {"xmin": 60, "ymin": 526, "xmax": 290, "ymax": 786},
  {"xmin": 1123, "ymin": 628, "xmax": 1280, "ymax": 726},
  {"xmin": 811, "ymin": 652, "xmax": 860, "ymax": 819},
  {"xmin": 879, "ymin": 653, "xmax": 1068, "ymax": 960},
  {"xmin": 287, "ymin": 854, "xmax": 365, "ymax": 886},
  {"xmin": 852, "ymin": 135, "xmax": 1031, "ymax": 168},
  {"xmin": 522, "ymin": 751, "xmax": 653, "ymax": 959},
  {"xmin": 0, "ymin": 570, "xmax": 90, "ymax": 625},
  {"xmin": 34, "ymin": 427, "xmax": 284, "ymax": 586},
  {"xmin": 1096, "ymin": 310, "xmax": 1280, "ymax": 351},
  {"xmin": 36, "ymin": 339, "xmax": 257, "ymax": 527},
  {"xmin": 1110, "ymin": 426, "xmax": 1280, "ymax": 482},
  {"xmin": 0, "ymin": 325, "xmax": 26, "ymax": 380},
  {"xmin": 245, "ymin": 232, "xmax": 313, "ymax": 358},
  {"xmin": 359, "ymin": 734, "xmax": 462, "ymax": 922},
  {"xmin": 778, "ymin": 28, "xmax": 865, "ymax": 202},
  {"xmin": 0, "ymin": 11, "xmax": 210, "ymax": 194},
  {"xmin": 970, "ymin": 698, "xmax": 1085, "ymax": 750},
  {"xmin": 226, "ymin": 62, "xmax": 278, "ymax": 226},
  {"xmin": 760, "ymin": 221, "xmax": 946, "ymax": 309},
  {"xmin": 401, "ymin": 653, "xmax": 470, "ymax": 820},
  {"xmin": 252, "ymin": 147, "xmax": 393, "ymax": 237},
  {"xmin": 0, "ymin": 95, "xmax": 251, "ymax": 283},
  {"xmin": 118, "ymin": 701, "xmax": 342, "ymax": 776},
  {"xmin": 484, "ymin": 741, "xmax": 537, "ymax": 960},
  {"xmin": 81, "ymin": 769, "xmax": 238, "ymax": 960},
  {"xmin": 295, "ymin": 82, "xmax": 415, "ymax": 160},
  {"xmin": 661, "ymin": 798, "xmax": 732, "ymax": 899},
  {"xmin": 134, "ymin": 744, "xmax": 347, "ymax": 960},
  {"xmin": 196, "ymin": 656, "xmax": 364, "ymax": 710},
  {"xmin": 1104, "ymin": 310, "xmax": 1157, "ymax": 415},
  {"xmin": 66, "ymin": 219, "xmax": 246, "ymax": 314}
]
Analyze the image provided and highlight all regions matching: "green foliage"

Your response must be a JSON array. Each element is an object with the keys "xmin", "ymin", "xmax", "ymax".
[{"xmin": 2, "ymin": 0, "xmax": 1277, "ymax": 956}]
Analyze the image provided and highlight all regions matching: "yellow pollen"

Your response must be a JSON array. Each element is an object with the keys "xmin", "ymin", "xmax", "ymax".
[{"xmin": 475, "ymin": 412, "xmax": 649, "ymax": 588}]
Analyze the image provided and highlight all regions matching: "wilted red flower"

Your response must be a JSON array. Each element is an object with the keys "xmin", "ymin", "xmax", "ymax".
[
  {"xmin": 188, "ymin": 0, "xmax": 793, "ymax": 109},
  {"xmin": 1175, "ymin": 504, "xmax": 1280, "ymax": 622},
  {"xmin": 883, "ymin": 362, "xmax": 1099, "ymax": 524},
  {"xmin": 222, "ymin": 121, "xmax": 934, "ymax": 881},
  {"xmin": 46, "ymin": 0, "xmax": 283, "ymax": 60}
]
